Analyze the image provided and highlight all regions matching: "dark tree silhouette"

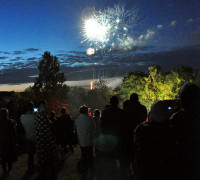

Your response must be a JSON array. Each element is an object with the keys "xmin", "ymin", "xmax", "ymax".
[{"xmin": 32, "ymin": 51, "xmax": 68, "ymax": 112}]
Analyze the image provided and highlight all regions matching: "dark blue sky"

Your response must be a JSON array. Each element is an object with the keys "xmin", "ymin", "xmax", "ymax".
[
  {"xmin": 1, "ymin": 0, "xmax": 199, "ymax": 51},
  {"xmin": 0, "ymin": 0, "xmax": 200, "ymax": 88}
]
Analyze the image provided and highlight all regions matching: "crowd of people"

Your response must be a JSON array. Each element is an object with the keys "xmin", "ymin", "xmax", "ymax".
[
  {"xmin": 0, "ymin": 101, "xmax": 75, "ymax": 179},
  {"xmin": 0, "ymin": 82, "xmax": 200, "ymax": 180}
]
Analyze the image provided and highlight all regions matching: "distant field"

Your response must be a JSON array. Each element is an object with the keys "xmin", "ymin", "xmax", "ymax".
[{"xmin": 0, "ymin": 147, "xmax": 81, "ymax": 180}]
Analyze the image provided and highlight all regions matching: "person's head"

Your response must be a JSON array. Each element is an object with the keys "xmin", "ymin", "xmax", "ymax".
[
  {"xmin": 130, "ymin": 93, "xmax": 139, "ymax": 103},
  {"xmin": 150, "ymin": 100, "xmax": 169, "ymax": 123},
  {"xmin": 80, "ymin": 105, "xmax": 88, "ymax": 114},
  {"xmin": 38, "ymin": 100, "xmax": 47, "ymax": 112},
  {"xmin": 123, "ymin": 99, "xmax": 131, "ymax": 109},
  {"xmin": 0, "ymin": 108, "xmax": 9, "ymax": 121},
  {"xmin": 110, "ymin": 96, "xmax": 119, "ymax": 107},
  {"xmin": 93, "ymin": 109, "xmax": 101, "ymax": 118},
  {"xmin": 60, "ymin": 107, "xmax": 66, "ymax": 115},
  {"xmin": 26, "ymin": 102, "xmax": 34, "ymax": 113},
  {"xmin": 179, "ymin": 82, "xmax": 200, "ymax": 111}
]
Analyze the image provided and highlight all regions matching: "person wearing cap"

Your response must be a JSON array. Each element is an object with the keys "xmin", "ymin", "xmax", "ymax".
[
  {"xmin": 170, "ymin": 82, "xmax": 200, "ymax": 180},
  {"xmin": 134, "ymin": 100, "xmax": 176, "ymax": 180}
]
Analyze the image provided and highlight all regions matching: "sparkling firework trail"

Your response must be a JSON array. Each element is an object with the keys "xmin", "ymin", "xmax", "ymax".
[{"xmin": 82, "ymin": 4, "xmax": 138, "ymax": 52}]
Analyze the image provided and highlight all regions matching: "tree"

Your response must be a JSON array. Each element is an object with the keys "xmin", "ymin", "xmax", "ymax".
[
  {"xmin": 67, "ymin": 86, "xmax": 87, "ymax": 118},
  {"xmin": 118, "ymin": 71, "xmax": 147, "ymax": 105},
  {"xmin": 86, "ymin": 78, "xmax": 113, "ymax": 110},
  {"xmin": 30, "ymin": 51, "xmax": 68, "ymax": 112},
  {"xmin": 144, "ymin": 66, "xmax": 162, "ymax": 106},
  {"xmin": 119, "ymin": 65, "xmax": 199, "ymax": 110}
]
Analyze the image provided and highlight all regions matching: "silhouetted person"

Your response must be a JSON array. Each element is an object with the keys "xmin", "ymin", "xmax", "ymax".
[
  {"xmin": 75, "ymin": 105, "xmax": 94, "ymax": 179},
  {"xmin": 134, "ymin": 101, "xmax": 176, "ymax": 180},
  {"xmin": 120, "ymin": 93, "xmax": 147, "ymax": 175},
  {"xmin": 50, "ymin": 111, "xmax": 56, "ymax": 124},
  {"xmin": 20, "ymin": 102, "xmax": 36, "ymax": 174},
  {"xmin": 120, "ymin": 99, "xmax": 133, "ymax": 178},
  {"xmin": 129, "ymin": 93, "xmax": 147, "ymax": 124},
  {"xmin": 101, "ymin": 96, "xmax": 123, "ymax": 142},
  {"xmin": 35, "ymin": 100, "xmax": 59, "ymax": 180},
  {"xmin": 170, "ymin": 82, "xmax": 200, "ymax": 180},
  {"xmin": 98, "ymin": 96, "xmax": 123, "ymax": 180},
  {"xmin": 0, "ymin": 108, "xmax": 17, "ymax": 176},
  {"xmin": 123, "ymin": 99, "xmax": 131, "ymax": 109},
  {"xmin": 93, "ymin": 109, "xmax": 101, "ymax": 139},
  {"xmin": 56, "ymin": 107, "xmax": 74, "ymax": 154}
]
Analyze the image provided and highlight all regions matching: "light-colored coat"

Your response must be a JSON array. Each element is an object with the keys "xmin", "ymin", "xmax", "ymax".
[
  {"xmin": 75, "ymin": 114, "xmax": 94, "ymax": 147},
  {"xmin": 20, "ymin": 112, "xmax": 36, "ymax": 141}
]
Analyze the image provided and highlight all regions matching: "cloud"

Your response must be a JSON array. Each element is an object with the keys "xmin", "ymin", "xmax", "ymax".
[
  {"xmin": 3, "ymin": 51, "xmax": 11, "ymax": 54},
  {"xmin": 0, "ymin": 56, "xmax": 8, "ymax": 60},
  {"xmin": 104, "ymin": 45, "xmax": 155, "ymax": 55},
  {"xmin": 68, "ymin": 51, "xmax": 86, "ymax": 55},
  {"xmin": 137, "ymin": 30, "xmax": 156, "ymax": 41},
  {"xmin": 9, "ymin": 57, "xmax": 23, "ymax": 61},
  {"xmin": 13, "ymin": 51, "xmax": 26, "ymax": 55},
  {"xmin": 24, "ymin": 48, "xmax": 40, "ymax": 52},
  {"xmin": 56, "ymin": 50, "xmax": 68, "ymax": 53},
  {"xmin": 27, "ymin": 57, "xmax": 38, "ymax": 61},
  {"xmin": 118, "ymin": 36, "xmax": 138, "ymax": 50},
  {"xmin": 170, "ymin": 20, "xmax": 177, "ymax": 26},
  {"xmin": 157, "ymin": 25, "xmax": 163, "ymax": 29},
  {"xmin": 1, "ymin": 45, "xmax": 200, "ymax": 84},
  {"xmin": 144, "ymin": 30, "xmax": 156, "ymax": 40},
  {"xmin": 0, "ymin": 51, "xmax": 11, "ymax": 54},
  {"xmin": 187, "ymin": 18, "xmax": 193, "ymax": 23},
  {"xmin": 56, "ymin": 53, "xmax": 69, "ymax": 57}
]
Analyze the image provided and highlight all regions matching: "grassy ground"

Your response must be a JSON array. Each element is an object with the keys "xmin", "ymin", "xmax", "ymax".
[{"xmin": 0, "ymin": 147, "xmax": 81, "ymax": 180}]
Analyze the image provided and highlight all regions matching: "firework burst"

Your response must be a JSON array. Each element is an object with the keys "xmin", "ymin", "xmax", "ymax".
[{"xmin": 81, "ymin": 4, "xmax": 138, "ymax": 52}]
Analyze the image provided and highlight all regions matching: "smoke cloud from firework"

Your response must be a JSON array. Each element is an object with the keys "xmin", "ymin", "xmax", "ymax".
[{"xmin": 81, "ymin": 4, "xmax": 139, "ymax": 52}]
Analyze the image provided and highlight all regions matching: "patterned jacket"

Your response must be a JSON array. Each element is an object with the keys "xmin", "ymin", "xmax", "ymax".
[{"xmin": 35, "ymin": 112, "xmax": 59, "ymax": 165}]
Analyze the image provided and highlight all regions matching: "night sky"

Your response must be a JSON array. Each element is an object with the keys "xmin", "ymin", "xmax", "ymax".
[{"xmin": 0, "ymin": 0, "xmax": 200, "ymax": 90}]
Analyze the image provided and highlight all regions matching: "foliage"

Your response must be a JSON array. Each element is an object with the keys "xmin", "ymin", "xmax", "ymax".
[
  {"xmin": 86, "ymin": 78, "xmax": 113, "ymax": 110},
  {"xmin": 119, "ymin": 65, "xmax": 200, "ymax": 110},
  {"xmin": 25, "ymin": 51, "xmax": 69, "ymax": 113},
  {"xmin": 67, "ymin": 79, "xmax": 113, "ymax": 118},
  {"xmin": 119, "ymin": 71, "xmax": 147, "ymax": 100},
  {"xmin": 67, "ymin": 87, "xmax": 87, "ymax": 118}
]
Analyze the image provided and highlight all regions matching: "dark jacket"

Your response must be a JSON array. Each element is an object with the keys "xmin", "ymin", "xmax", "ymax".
[
  {"xmin": 123, "ymin": 102, "xmax": 147, "ymax": 145},
  {"xmin": 170, "ymin": 109, "xmax": 200, "ymax": 180},
  {"xmin": 134, "ymin": 121, "xmax": 176, "ymax": 180},
  {"xmin": 101, "ymin": 106, "xmax": 123, "ymax": 139},
  {"xmin": 0, "ymin": 119, "xmax": 17, "ymax": 162},
  {"xmin": 56, "ymin": 114, "xmax": 74, "ymax": 145}
]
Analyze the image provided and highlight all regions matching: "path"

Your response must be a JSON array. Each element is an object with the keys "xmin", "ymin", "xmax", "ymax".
[{"xmin": 0, "ymin": 147, "xmax": 81, "ymax": 180}]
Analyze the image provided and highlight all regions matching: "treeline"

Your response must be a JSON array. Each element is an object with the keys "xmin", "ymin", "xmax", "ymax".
[{"xmin": 118, "ymin": 65, "xmax": 200, "ymax": 109}]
